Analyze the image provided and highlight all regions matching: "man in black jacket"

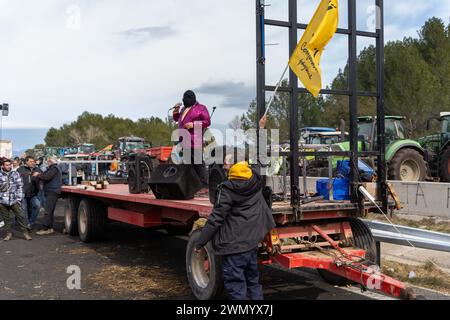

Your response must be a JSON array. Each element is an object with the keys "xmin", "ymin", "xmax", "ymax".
[
  {"xmin": 17, "ymin": 156, "xmax": 42, "ymax": 229},
  {"xmin": 196, "ymin": 161, "xmax": 275, "ymax": 300},
  {"xmin": 33, "ymin": 157, "xmax": 62, "ymax": 236}
]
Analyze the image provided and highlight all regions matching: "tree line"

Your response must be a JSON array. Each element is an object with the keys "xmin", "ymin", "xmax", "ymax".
[{"xmin": 27, "ymin": 112, "xmax": 176, "ymax": 154}]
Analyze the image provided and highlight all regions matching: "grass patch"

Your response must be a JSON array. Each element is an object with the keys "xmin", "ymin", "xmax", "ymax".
[
  {"xmin": 382, "ymin": 260, "xmax": 450, "ymax": 294},
  {"xmin": 366, "ymin": 212, "xmax": 450, "ymax": 234}
]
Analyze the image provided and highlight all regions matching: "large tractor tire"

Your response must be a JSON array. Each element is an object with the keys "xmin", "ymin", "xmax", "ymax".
[
  {"xmin": 64, "ymin": 197, "xmax": 81, "ymax": 236},
  {"xmin": 317, "ymin": 218, "xmax": 377, "ymax": 286},
  {"xmin": 77, "ymin": 199, "xmax": 108, "ymax": 243},
  {"xmin": 388, "ymin": 148, "xmax": 427, "ymax": 181},
  {"xmin": 186, "ymin": 229, "xmax": 225, "ymax": 300},
  {"xmin": 439, "ymin": 147, "xmax": 450, "ymax": 183}
]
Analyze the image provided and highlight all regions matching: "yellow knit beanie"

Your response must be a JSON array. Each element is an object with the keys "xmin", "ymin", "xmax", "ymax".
[{"xmin": 228, "ymin": 161, "xmax": 253, "ymax": 180}]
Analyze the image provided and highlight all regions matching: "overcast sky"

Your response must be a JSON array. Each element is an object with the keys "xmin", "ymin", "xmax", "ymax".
[{"xmin": 0, "ymin": 0, "xmax": 448, "ymax": 130}]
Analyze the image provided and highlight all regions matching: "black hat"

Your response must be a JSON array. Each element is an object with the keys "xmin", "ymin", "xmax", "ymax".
[{"xmin": 183, "ymin": 90, "xmax": 197, "ymax": 108}]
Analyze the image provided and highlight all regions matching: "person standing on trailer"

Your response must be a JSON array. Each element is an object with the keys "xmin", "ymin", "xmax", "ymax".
[
  {"xmin": 195, "ymin": 160, "xmax": 275, "ymax": 301},
  {"xmin": 172, "ymin": 90, "xmax": 211, "ymax": 190},
  {"xmin": 33, "ymin": 157, "xmax": 62, "ymax": 236}
]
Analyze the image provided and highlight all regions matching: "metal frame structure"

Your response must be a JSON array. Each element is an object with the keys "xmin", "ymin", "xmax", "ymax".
[{"xmin": 256, "ymin": 0, "xmax": 387, "ymax": 213}]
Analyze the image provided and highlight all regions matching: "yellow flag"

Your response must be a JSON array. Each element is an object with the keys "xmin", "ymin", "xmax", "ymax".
[{"xmin": 288, "ymin": 0, "xmax": 339, "ymax": 97}]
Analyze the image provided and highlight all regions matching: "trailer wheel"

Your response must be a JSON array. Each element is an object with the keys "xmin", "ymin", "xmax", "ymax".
[
  {"xmin": 186, "ymin": 229, "xmax": 224, "ymax": 300},
  {"xmin": 317, "ymin": 218, "xmax": 377, "ymax": 286},
  {"xmin": 439, "ymin": 147, "xmax": 450, "ymax": 182},
  {"xmin": 65, "ymin": 197, "xmax": 80, "ymax": 236},
  {"xmin": 77, "ymin": 199, "xmax": 108, "ymax": 243}
]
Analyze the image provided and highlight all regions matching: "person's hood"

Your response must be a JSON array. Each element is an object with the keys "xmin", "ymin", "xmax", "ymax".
[
  {"xmin": 223, "ymin": 173, "xmax": 261, "ymax": 198},
  {"xmin": 183, "ymin": 90, "xmax": 197, "ymax": 108}
]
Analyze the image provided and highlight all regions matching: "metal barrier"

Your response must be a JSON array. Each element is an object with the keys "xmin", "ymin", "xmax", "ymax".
[
  {"xmin": 58, "ymin": 160, "xmax": 119, "ymax": 186},
  {"xmin": 363, "ymin": 219, "xmax": 450, "ymax": 265}
]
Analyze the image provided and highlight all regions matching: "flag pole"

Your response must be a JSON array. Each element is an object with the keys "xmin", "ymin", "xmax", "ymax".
[{"xmin": 264, "ymin": 63, "xmax": 289, "ymax": 117}]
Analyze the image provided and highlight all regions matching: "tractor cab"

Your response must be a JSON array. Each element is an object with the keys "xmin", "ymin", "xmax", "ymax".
[
  {"xmin": 419, "ymin": 112, "xmax": 450, "ymax": 181},
  {"xmin": 421, "ymin": 113, "xmax": 450, "ymax": 153},
  {"xmin": 77, "ymin": 143, "xmax": 96, "ymax": 155},
  {"xmin": 115, "ymin": 137, "xmax": 146, "ymax": 159},
  {"xmin": 357, "ymin": 116, "xmax": 407, "ymax": 150}
]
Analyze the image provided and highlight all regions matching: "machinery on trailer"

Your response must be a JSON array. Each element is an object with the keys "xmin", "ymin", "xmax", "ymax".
[
  {"xmin": 419, "ymin": 112, "xmax": 450, "ymax": 182},
  {"xmin": 60, "ymin": 0, "xmax": 413, "ymax": 301}
]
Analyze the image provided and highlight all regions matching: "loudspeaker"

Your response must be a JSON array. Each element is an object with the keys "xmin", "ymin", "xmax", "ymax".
[
  {"xmin": 128, "ymin": 153, "xmax": 154, "ymax": 194},
  {"xmin": 149, "ymin": 164, "xmax": 202, "ymax": 200},
  {"xmin": 208, "ymin": 164, "xmax": 227, "ymax": 204}
]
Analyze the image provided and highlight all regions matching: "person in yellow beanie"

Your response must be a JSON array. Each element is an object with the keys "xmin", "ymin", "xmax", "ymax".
[{"xmin": 196, "ymin": 159, "xmax": 275, "ymax": 300}]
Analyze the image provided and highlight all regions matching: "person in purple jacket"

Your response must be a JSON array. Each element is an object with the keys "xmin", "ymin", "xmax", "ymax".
[{"xmin": 173, "ymin": 90, "xmax": 211, "ymax": 188}]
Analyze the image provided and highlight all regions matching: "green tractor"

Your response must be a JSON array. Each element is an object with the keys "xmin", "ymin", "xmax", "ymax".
[
  {"xmin": 336, "ymin": 116, "xmax": 428, "ymax": 181},
  {"xmin": 418, "ymin": 112, "xmax": 450, "ymax": 182},
  {"xmin": 44, "ymin": 147, "xmax": 61, "ymax": 158}
]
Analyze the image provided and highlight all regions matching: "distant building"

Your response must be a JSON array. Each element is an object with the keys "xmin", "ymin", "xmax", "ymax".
[{"xmin": 0, "ymin": 140, "xmax": 13, "ymax": 159}]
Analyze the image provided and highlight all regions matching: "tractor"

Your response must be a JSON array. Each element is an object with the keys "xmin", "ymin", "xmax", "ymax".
[
  {"xmin": 418, "ymin": 112, "xmax": 450, "ymax": 182},
  {"xmin": 327, "ymin": 116, "xmax": 427, "ymax": 181},
  {"xmin": 114, "ymin": 136, "xmax": 147, "ymax": 160}
]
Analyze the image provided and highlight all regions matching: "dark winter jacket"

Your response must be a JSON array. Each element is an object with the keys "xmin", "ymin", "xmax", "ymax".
[
  {"xmin": 0, "ymin": 169, "xmax": 23, "ymax": 206},
  {"xmin": 196, "ymin": 171, "xmax": 276, "ymax": 256},
  {"xmin": 37, "ymin": 164, "xmax": 62, "ymax": 194},
  {"xmin": 17, "ymin": 166, "xmax": 42, "ymax": 198}
]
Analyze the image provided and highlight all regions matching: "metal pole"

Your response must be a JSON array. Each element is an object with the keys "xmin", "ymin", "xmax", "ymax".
[
  {"xmin": 69, "ymin": 163, "xmax": 72, "ymax": 186},
  {"xmin": 256, "ymin": 0, "xmax": 266, "ymax": 164},
  {"xmin": 376, "ymin": 241, "xmax": 382, "ymax": 266},
  {"xmin": 0, "ymin": 113, "xmax": 2, "ymax": 157},
  {"xmin": 348, "ymin": 0, "xmax": 360, "ymax": 205},
  {"xmin": 289, "ymin": 0, "xmax": 300, "ymax": 207},
  {"xmin": 376, "ymin": 0, "xmax": 388, "ymax": 213},
  {"xmin": 264, "ymin": 63, "xmax": 289, "ymax": 117}
]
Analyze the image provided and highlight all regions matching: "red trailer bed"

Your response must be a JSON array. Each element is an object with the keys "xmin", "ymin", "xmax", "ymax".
[{"xmin": 61, "ymin": 184, "xmax": 413, "ymax": 300}]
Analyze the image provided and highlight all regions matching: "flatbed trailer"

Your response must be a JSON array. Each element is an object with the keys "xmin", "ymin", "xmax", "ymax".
[{"xmin": 61, "ymin": 184, "xmax": 414, "ymax": 300}]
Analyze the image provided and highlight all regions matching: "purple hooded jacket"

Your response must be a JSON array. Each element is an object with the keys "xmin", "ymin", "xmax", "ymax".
[{"xmin": 173, "ymin": 102, "xmax": 211, "ymax": 149}]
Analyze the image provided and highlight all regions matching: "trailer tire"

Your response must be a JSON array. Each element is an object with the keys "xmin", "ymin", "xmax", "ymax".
[
  {"xmin": 439, "ymin": 147, "xmax": 450, "ymax": 182},
  {"xmin": 317, "ymin": 218, "xmax": 377, "ymax": 286},
  {"xmin": 65, "ymin": 197, "xmax": 80, "ymax": 236},
  {"xmin": 186, "ymin": 229, "xmax": 224, "ymax": 300},
  {"xmin": 77, "ymin": 199, "xmax": 108, "ymax": 243}
]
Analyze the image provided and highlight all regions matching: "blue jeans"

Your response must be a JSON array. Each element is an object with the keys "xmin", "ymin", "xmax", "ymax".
[
  {"xmin": 38, "ymin": 190, "xmax": 46, "ymax": 208},
  {"xmin": 222, "ymin": 249, "xmax": 263, "ymax": 301},
  {"xmin": 22, "ymin": 196, "xmax": 41, "ymax": 226}
]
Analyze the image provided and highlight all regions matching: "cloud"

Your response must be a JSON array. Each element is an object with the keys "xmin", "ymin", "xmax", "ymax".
[
  {"xmin": 0, "ymin": 0, "xmax": 446, "ymax": 138},
  {"xmin": 116, "ymin": 26, "xmax": 176, "ymax": 43},
  {"xmin": 195, "ymin": 81, "xmax": 255, "ymax": 110}
]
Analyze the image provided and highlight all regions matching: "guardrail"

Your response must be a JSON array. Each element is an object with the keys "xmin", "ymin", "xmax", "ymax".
[
  {"xmin": 363, "ymin": 219, "xmax": 450, "ymax": 265},
  {"xmin": 58, "ymin": 160, "xmax": 119, "ymax": 186}
]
